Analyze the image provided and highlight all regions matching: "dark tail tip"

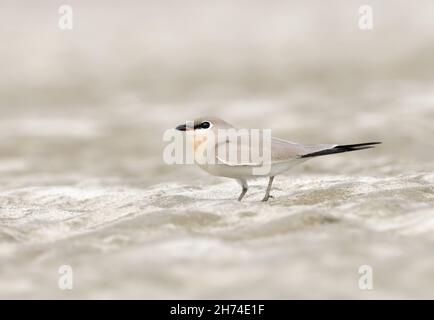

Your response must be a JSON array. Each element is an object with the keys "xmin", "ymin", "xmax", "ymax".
[
  {"xmin": 336, "ymin": 142, "xmax": 382, "ymax": 149},
  {"xmin": 301, "ymin": 142, "xmax": 381, "ymax": 158}
]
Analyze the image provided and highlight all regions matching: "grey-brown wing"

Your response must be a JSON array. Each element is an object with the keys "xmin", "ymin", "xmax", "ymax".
[
  {"xmin": 214, "ymin": 135, "xmax": 336, "ymax": 166},
  {"xmin": 270, "ymin": 137, "xmax": 337, "ymax": 163}
]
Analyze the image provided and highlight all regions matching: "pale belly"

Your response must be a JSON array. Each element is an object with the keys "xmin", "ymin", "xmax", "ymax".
[
  {"xmin": 192, "ymin": 136, "xmax": 307, "ymax": 179},
  {"xmin": 197, "ymin": 159, "xmax": 307, "ymax": 179}
]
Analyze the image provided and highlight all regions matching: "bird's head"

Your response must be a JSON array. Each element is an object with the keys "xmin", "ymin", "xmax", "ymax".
[{"xmin": 176, "ymin": 117, "xmax": 233, "ymax": 151}]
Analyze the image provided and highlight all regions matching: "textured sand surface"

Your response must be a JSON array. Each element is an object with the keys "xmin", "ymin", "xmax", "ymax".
[{"xmin": 1, "ymin": 0, "xmax": 434, "ymax": 299}]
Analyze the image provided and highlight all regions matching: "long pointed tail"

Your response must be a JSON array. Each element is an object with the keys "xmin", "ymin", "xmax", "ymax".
[{"xmin": 300, "ymin": 142, "xmax": 381, "ymax": 158}]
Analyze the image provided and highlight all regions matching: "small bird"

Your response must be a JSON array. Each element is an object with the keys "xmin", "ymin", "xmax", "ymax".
[{"xmin": 176, "ymin": 117, "xmax": 380, "ymax": 202}]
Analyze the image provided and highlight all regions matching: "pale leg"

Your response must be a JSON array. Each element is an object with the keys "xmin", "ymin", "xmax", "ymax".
[
  {"xmin": 237, "ymin": 179, "xmax": 248, "ymax": 201},
  {"xmin": 262, "ymin": 176, "xmax": 275, "ymax": 202}
]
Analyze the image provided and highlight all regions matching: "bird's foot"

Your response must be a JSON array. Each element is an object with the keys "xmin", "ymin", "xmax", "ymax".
[{"xmin": 261, "ymin": 195, "xmax": 274, "ymax": 202}]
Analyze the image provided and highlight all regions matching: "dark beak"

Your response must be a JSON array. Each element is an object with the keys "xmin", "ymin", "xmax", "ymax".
[{"xmin": 176, "ymin": 124, "xmax": 187, "ymax": 131}]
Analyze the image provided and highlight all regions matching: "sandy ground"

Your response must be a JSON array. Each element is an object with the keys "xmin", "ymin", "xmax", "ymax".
[{"xmin": 0, "ymin": 0, "xmax": 434, "ymax": 299}]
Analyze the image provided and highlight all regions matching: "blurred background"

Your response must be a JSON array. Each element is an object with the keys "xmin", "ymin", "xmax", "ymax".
[{"xmin": 0, "ymin": 0, "xmax": 433, "ymax": 299}]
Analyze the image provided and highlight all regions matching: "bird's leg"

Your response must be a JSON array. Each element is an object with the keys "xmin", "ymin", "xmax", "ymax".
[
  {"xmin": 261, "ymin": 176, "xmax": 275, "ymax": 202},
  {"xmin": 237, "ymin": 179, "xmax": 248, "ymax": 201}
]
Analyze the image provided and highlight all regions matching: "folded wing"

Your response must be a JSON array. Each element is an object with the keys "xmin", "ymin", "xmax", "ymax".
[{"xmin": 215, "ymin": 134, "xmax": 381, "ymax": 166}]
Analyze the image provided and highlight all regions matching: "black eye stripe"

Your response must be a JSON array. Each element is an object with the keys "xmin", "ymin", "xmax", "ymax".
[{"xmin": 194, "ymin": 121, "xmax": 211, "ymax": 129}]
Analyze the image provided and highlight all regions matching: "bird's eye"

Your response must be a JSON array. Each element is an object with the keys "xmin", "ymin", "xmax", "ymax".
[{"xmin": 201, "ymin": 121, "xmax": 211, "ymax": 129}]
